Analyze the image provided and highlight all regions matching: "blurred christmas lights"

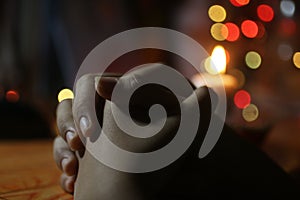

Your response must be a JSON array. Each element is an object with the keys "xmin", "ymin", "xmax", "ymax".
[
  {"xmin": 277, "ymin": 43, "xmax": 293, "ymax": 61},
  {"xmin": 225, "ymin": 22, "xmax": 240, "ymax": 42},
  {"xmin": 257, "ymin": 4, "xmax": 274, "ymax": 22},
  {"xmin": 241, "ymin": 20, "xmax": 258, "ymax": 38},
  {"xmin": 245, "ymin": 51, "xmax": 262, "ymax": 69},
  {"xmin": 58, "ymin": 88, "xmax": 74, "ymax": 102},
  {"xmin": 234, "ymin": 90, "xmax": 251, "ymax": 109},
  {"xmin": 210, "ymin": 23, "xmax": 228, "ymax": 41},
  {"xmin": 242, "ymin": 104, "xmax": 259, "ymax": 122},
  {"xmin": 208, "ymin": 5, "xmax": 227, "ymax": 22},
  {"xmin": 293, "ymin": 52, "xmax": 300, "ymax": 69},
  {"xmin": 280, "ymin": 0, "xmax": 295, "ymax": 17}
]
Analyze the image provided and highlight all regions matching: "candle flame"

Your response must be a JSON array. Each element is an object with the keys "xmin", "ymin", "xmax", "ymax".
[{"xmin": 211, "ymin": 45, "xmax": 226, "ymax": 74}]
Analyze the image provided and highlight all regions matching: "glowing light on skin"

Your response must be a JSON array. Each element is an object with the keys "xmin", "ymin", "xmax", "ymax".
[
  {"xmin": 58, "ymin": 88, "xmax": 74, "ymax": 102},
  {"xmin": 6, "ymin": 90, "xmax": 20, "ymax": 103},
  {"xmin": 241, "ymin": 20, "xmax": 258, "ymax": 38},
  {"xmin": 245, "ymin": 51, "xmax": 262, "ymax": 69},
  {"xmin": 277, "ymin": 43, "xmax": 293, "ymax": 61},
  {"xmin": 257, "ymin": 4, "xmax": 274, "ymax": 22},
  {"xmin": 205, "ymin": 45, "xmax": 227, "ymax": 75},
  {"xmin": 242, "ymin": 104, "xmax": 259, "ymax": 122},
  {"xmin": 293, "ymin": 52, "xmax": 300, "ymax": 69},
  {"xmin": 225, "ymin": 22, "xmax": 240, "ymax": 42},
  {"xmin": 280, "ymin": 0, "xmax": 295, "ymax": 17},
  {"xmin": 234, "ymin": 90, "xmax": 251, "ymax": 109},
  {"xmin": 208, "ymin": 5, "xmax": 227, "ymax": 22},
  {"xmin": 210, "ymin": 23, "xmax": 228, "ymax": 41}
]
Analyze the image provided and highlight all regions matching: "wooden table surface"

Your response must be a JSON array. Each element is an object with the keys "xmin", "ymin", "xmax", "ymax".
[{"xmin": 0, "ymin": 140, "xmax": 73, "ymax": 200}]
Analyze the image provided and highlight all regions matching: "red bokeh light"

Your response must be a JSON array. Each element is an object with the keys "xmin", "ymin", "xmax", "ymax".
[
  {"xmin": 225, "ymin": 22, "xmax": 240, "ymax": 42},
  {"xmin": 256, "ymin": 21, "xmax": 266, "ymax": 38},
  {"xmin": 6, "ymin": 90, "xmax": 20, "ymax": 103},
  {"xmin": 279, "ymin": 19, "xmax": 296, "ymax": 37},
  {"xmin": 234, "ymin": 90, "xmax": 251, "ymax": 109},
  {"xmin": 257, "ymin": 4, "xmax": 274, "ymax": 22},
  {"xmin": 241, "ymin": 20, "xmax": 258, "ymax": 38}
]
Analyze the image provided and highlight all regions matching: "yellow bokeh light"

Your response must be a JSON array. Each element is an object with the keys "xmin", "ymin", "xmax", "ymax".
[
  {"xmin": 293, "ymin": 52, "xmax": 300, "ymax": 69},
  {"xmin": 58, "ymin": 88, "xmax": 74, "ymax": 102},
  {"xmin": 242, "ymin": 104, "xmax": 259, "ymax": 122},
  {"xmin": 210, "ymin": 23, "xmax": 228, "ymax": 41},
  {"xmin": 227, "ymin": 68, "xmax": 246, "ymax": 89},
  {"xmin": 245, "ymin": 51, "xmax": 262, "ymax": 69},
  {"xmin": 208, "ymin": 5, "xmax": 227, "ymax": 22}
]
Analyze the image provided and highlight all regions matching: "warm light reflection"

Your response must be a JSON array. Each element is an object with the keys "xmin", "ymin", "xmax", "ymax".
[
  {"xmin": 58, "ymin": 88, "xmax": 74, "ymax": 102},
  {"xmin": 242, "ymin": 104, "xmax": 259, "ymax": 122}
]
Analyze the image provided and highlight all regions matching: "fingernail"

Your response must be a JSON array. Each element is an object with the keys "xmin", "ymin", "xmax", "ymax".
[
  {"xmin": 61, "ymin": 158, "xmax": 69, "ymax": 172},
  {"xmin": 66, "ymin": 131, "xmax": 75, "ymax": 143},
  {"xmin": 65, "ymin": 178, "xmax": 74, "ymax": 193},
  {"xmin": 80, "ymin": 116, "xmax": 90, "ymax": 137}
]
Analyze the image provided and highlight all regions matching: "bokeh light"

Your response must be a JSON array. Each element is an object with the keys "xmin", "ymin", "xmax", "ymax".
[
  {"xmin": 227, "ymin": 68, "xmax": 246, "ymax": 89},
  {"xmin": 6, "ymin": 90, "xmax": 20, "ymax": 103},
  {"xmin": 208, "ymin": 5, "xmax": 227, "ymax": 22},
  {"xmin": 210, "ymin": 23, "xmax": 228, "ymax": 41},
  {"xmin": 234, "ymin": 90, "xmax": 251, "ymax": 109},
  {"xmin": 279, "ymin": 19, "xmax": 296, "ymax": 37},
  {"xmin": 257, "ymin": 4, "xmax": 274, "ymax": 22},
  {"xmin": 225, "ymin": 22, "xmax": 240, "ymax": 42},
  {"xmin": 230, "ymin": 0, "xmax": 250, "ymax": 7},
  {"xmin": 242, "ymin": 104, "xmax": 259, "ymax": 122},
  {"xmin": 280, "ymin": 0, "xmax": 295, "ymax": 17},
  {"xmin": 241, "ymin": 20, "xmax": 258, "ymax": 38},
  {"xmin": 58, "ymin": 88, "xmax": 74, "ymax": 102},
  {"xmin": 293, "ymin": 52, "xmax": 300, "ymax": 69},
  {"xmin": 256, "ymin": 21, "xmax": 266, "ymax": 38},
  {"xmin": 245, "ymin": 51, "xmax": 262, "ymax": 69},
  {"xmin": 277, "ymin": 43, "xmax": 293, "ymax": 61}
]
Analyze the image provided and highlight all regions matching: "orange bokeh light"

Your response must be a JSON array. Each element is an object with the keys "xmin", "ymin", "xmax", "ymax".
[
  {"xmin": 230, "ymin": 0, "xmax": 250, "ymax": 7},
  {"xmin": 241, "ymin": 20, "xmax": 258, "ymax": 38}
]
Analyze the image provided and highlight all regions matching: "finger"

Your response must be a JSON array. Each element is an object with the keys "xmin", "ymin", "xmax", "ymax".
[
  {"xmin": 60, "ymin": 173, "xmax": 76, "ymax": 193},
  {"xmin": 96, "ymin": 64, "xmax": 181, "ymax": 113},
  {"xmin": 53, "ymin": 136, "xmax": 78, "ymax": 176},
  {"xmin": 56, "ymin": 99, "xmax": 83, "ymax": 151},
  {"xmin": 73, "ymin": 74, "xmax": 104, "ymax": 138}
]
